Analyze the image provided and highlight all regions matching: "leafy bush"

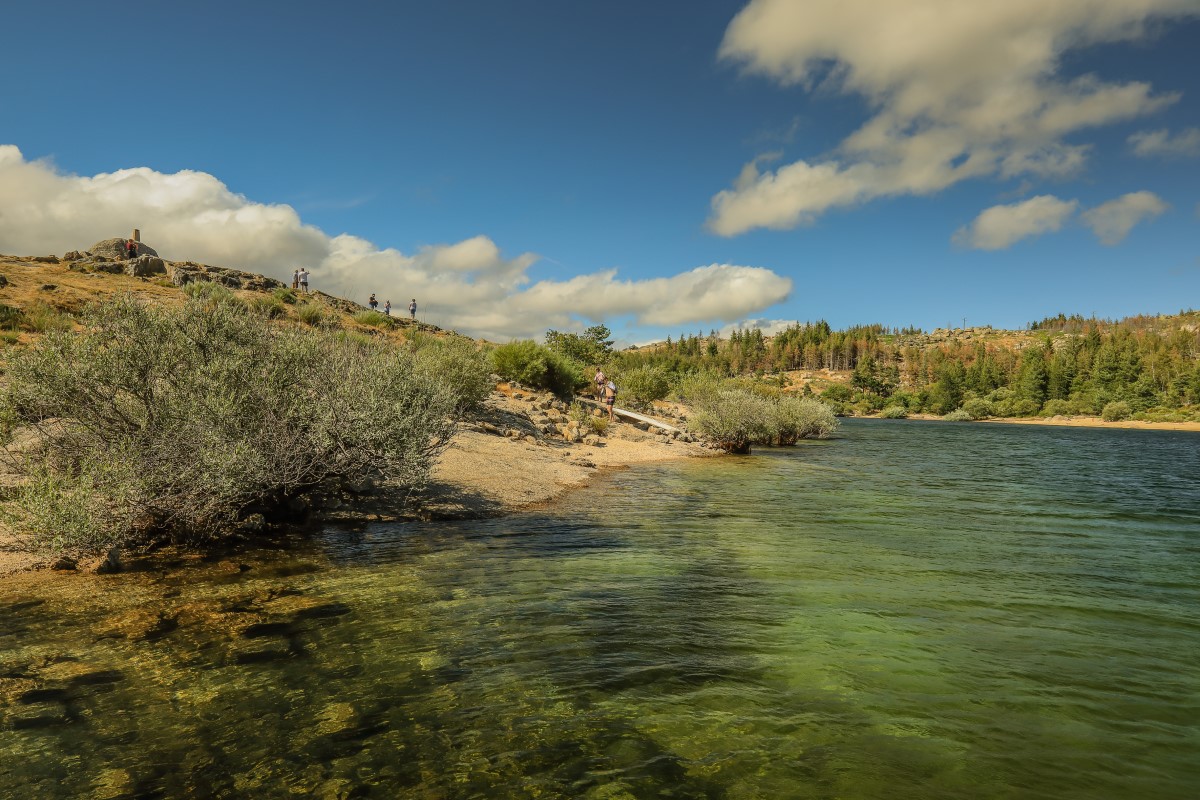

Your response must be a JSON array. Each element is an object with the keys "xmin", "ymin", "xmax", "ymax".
[
  {"xmin": 408, "ymin": 333, "xmax": 493, "ymax": 416},
  {"xmin": 0, "ymin": 296, "xmax": 456, "ymax": 554},
  {"xmin": 821, "ymin": 384, "xmax": 854, "ymax": 403},
  {"xmin": 961, "ymin": 398, "xmax": 995, "ymax": 420},
  {"xmin": 943, "ymin": 409, "xmax": 972, "ymax": 421},
  {"xmin": 614, "ymin": 365, "xmax": 671, "ymax": 409},
  {"xmin": 672, "ymin": 371, "xmax": 725, "ymax": 407},
  {"xmin": 1101, "ymin": 400, "xmax": 1132, "ymax": 422},
  {"xmin": 272, "ymin": 287, "xmax": 298, "ymax": 305},
  {"xmin": 1039, "ymin": 398, "xmax": 1072, "ymax": 417},
  {"xmin": 772, "ymin": 396, "xmax": 838, "ymax": 444},
  {"xmin": 491, "ymin": 340, "xmax": 585, "ymax": 399},
  {"xmin": 353, "ymin": 310, "xmax": 394, "ymax": 328},
  {"xmin": 689, "ymin": 389, "xmax": 775, "ymax": 453},
  {"xmin": 878, "ymin": 405, "xmax": 908, "ymax": 419},
  {"xmin": 182, "ymin": 280, "xmax": 235, "ymax": 304},
  {"xmin": 0, "ymin": 304, "xmax": 22, "ymax": 330},
  {"xmin": 1009, "ymin": 399, "xmax": 1041, "ymax": 417}
]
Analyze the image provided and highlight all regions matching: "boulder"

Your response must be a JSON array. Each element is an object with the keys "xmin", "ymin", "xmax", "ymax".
[
  {"xmin": 32, "ymin": 255, "xmax": 59, "ymax": 264},
  {"xmin": 86, "ymin": 237, "xmax": 159, "ymax": 261},
  {"xmin": 125, "ymin": 256, "xmax": 166, "ymax": 277}
]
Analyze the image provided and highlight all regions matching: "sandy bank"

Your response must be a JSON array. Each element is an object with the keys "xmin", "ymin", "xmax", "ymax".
[{"xmin": 0, "ymin": 389, "xmax": 711, "ymax": 578}]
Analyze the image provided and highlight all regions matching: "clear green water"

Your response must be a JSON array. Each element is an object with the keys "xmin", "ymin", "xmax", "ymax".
[{"xmin": 2, "ymin": 419, "xmax": 1198, "ymax": 799}]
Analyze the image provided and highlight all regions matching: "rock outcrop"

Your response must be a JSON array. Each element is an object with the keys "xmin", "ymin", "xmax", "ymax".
[{"xmin": 86, "ymin": 237, "xmax": 159, "ymax": 261}]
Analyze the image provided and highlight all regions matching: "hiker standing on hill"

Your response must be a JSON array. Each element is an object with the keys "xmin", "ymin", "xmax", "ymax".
[
  {"xmin": 383, "ymin": 300, "xmax": 391, "ymax": 316},
  {"xmin": 292, "ymin": 269, "xmax": 300, "ymax": 290},
  {"xmin": 409, "ymin": 299, "xmax": 417, "ymax": 320},
  {"xmin": 368, "ymin": 293, "xmax": 378, "ymax": 310},
  {"xmin": 299, "ymin": 269, "xmax": 310, "ymax": 293},
  {"xmin": 125, "ymin": 239, "xmax": 138, "ymax": 260}
]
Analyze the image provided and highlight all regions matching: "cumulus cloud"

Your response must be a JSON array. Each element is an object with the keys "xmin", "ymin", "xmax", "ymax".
[
  {"xmin": 1128, "ymin": 128, "xmax": 1200, "ymax": 157},
  {"xmin": 710, "ymin": 0, "xmax": 1196, "ymax": 235},
  {"xmin": 953, "ymin": 195, "xmax": 1078, "ymax": 250},
  {"xmin": 1081, "ymin": 191, "xmax": 1169, "ymax": 245},
  {"xmin": 0, "ymin": 146, "xmax": 791, "ymax": 340}
]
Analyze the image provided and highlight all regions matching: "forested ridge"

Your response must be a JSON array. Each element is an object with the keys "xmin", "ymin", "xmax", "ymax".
[{"xmin": 611, "ymin": 311, "xmax": 1200, "ymax": 421}]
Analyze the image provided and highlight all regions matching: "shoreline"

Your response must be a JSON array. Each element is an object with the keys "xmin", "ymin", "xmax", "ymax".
[
  {"xmin": 0, "ymin": 390, "xmax": 713, "ymax": 579},
  {"xmin": 891, "ymin": 412, "xmax": 1200, "ymax": 432}
]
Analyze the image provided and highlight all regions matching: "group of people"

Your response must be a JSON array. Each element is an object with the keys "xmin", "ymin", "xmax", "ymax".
[
  {"xmin": 290, "ymin": 269, "xmax": 311, "ymax": 293},
  {"xmin": 368, "ymin": 294, "xmax": 419, "ymax": 320},
  {"xmin": 125, "ymin": 239, "xmax": 139, "ymax": 260}
]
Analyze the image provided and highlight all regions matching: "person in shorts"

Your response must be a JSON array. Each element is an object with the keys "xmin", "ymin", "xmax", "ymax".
[{"xmin": 603, "ymin": 380, "xmax": 617, "ymax": 422}]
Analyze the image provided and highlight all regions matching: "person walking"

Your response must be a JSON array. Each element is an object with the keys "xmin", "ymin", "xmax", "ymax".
[
  {"xmin": 299, "ymin": 268, "xmax": 310, "ymax": 293},
  {"xmin": 292, "ymin": 269, "xmax": 300, "ymax": 290},
  {"xmin": 408, "ymin": 299, "xmax": 417, "ymax": 320},
  {"xmin": 383, "ymin": 300, "xmax": 391, "ymax": 316},
  {"xmin": 594, "ymin": 368, "xmax": 606, "ymax": 400},
  {"xmin": 368, "ymin": 293, "xmax": 378, "ymax": 310},
  {"xmin": 603, "ymin": 380, "xmax": 618, "ymax": 422}
]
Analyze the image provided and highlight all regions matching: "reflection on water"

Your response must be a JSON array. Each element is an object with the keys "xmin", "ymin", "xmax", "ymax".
[{"xmin": 2, "ymin": 420, "xmax": 1199, "ymax": 799}]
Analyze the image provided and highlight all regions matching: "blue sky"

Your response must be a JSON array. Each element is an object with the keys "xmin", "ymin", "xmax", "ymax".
[{"xmin": 1, "ymin": 0, "xmax": 1197, "ymax": 342}]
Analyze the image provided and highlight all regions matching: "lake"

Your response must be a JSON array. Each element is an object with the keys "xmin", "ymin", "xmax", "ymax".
[{"xmin": 2, "ymin": 419, "xmax": 1198, "ymax": 799}]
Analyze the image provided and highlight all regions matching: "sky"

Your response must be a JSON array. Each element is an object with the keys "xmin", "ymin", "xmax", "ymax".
[{"xmin": 1, "ymin": 0, "xmax": 1198, "ymax": 344}]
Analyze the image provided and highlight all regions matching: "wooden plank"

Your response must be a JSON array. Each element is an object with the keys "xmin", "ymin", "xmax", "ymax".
[{"xmin": 575, "ymin": 397, "xmax": 682, "ymax": 433}]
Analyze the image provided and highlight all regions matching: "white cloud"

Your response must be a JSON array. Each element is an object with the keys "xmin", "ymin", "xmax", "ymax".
[
  {"xmin": 0, "ymin": 146, "xmax": 792, "ymax": 340},
  {"xmin": 1081, "ymin": 191, "xmax": 1169, "ymax": 245},
  {"xmin": 953, "ymin": 195, "xmax": 1078, "ymax": 250},
  {"xmin": 710, "ymin": 0, "xmax": 1196, "ymax": 235},
  {"xmin": 1128, "ymin": 128, "xmax": 1200, "ymax": 157}
]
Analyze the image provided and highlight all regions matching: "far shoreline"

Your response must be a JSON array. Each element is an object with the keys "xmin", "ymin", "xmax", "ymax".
[{"xmin": 869, "ymin": 412, "xmax": 1200, "ymax": 433}]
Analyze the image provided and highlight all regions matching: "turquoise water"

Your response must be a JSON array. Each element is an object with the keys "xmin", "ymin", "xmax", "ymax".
[{"xmin": 2, "ymin": 419, "xmax": 1198, "ymax": 798}]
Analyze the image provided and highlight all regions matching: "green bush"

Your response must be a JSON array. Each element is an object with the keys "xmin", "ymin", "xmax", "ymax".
[
  {"xmin": 614, "ymin": 365, "xmax": 671, "ymax": 409},
  {"xmin": 182, "ymin": 280, "xmax": 236, "ymax": 304},
  {"xmin": 689, "ymin": 389, "xmax": 775, "ymax": 454},
  {"xmin": 962, "ymin": 398, "xmax": 995, "ymax": 420},
  {"xmin": 821, "ymin": 384, "xmax": 854, "ymax": 403},
  {"xmin": 0, "ymin": 295, "xmax": 456, "ymax": 554},
  {"xmin": 491, "ymin": 340, "xmax": 585, "ymax": 399},
  {"xmin": 772, "ymin": 396, "xmax": 838, "ymax": 444},
  {"xmin": 353, "ymin": 310, "xmax": 394, "ymax": 328},
  {"xmin": 1009, "ymin": 399, "xmax": 1041, "ymax": 417},
  {"xmin": 1039, "ymin": 398, "xmax": 1072, "ymax": 417},
  {"xmin": 943, "ymin": 409, "xmax": 972, "ymax": 421},
  {"xmin": 672, "ymin": 371, "xmax": 725, "ymax": 407},
  {"xmin": 1101, "ymin": 400, "xmax": 1132, "ymax": 422},
  {"xmin": 878, "ymin": 405, "xmax": 908, "ymax": 419},
  {"xmin": 0, "ymin": 304, "xmax": 22, "ymax": 331},
  {"xmin": 409, "ymin": 333, "xmax": 493, "ymax": 416},
  {"xmin": 272, "ymin": 287, "xmax": 298, "ymax": 305}
]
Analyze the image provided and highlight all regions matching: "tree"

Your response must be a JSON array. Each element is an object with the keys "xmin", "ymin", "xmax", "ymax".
[{"xmin": 544, "ymin": 324, "xmax": 613, "ymax": 366}]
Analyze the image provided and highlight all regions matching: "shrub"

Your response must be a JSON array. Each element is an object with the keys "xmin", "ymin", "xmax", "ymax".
[
  {"xmin": 0, "ymin": 304, "xmax": 22, "ymax": 331},
  {"xmin": 353, "ymin": 310, "xmax": 394, "ymax": 328},
  {"xmin": 961, "ymin": 398, "xmax": 995, "ymax": 420},
  {"xmin": 569, "ymin": 403, "xmax": 609, "ymax": 435},
  {"xmin": 491, "ymin": 340, "xmax": 585, "ymax": 399},
  {"xmin": 249, "ymin": 296, "xmax": 287, "ymax": 318},
  {"xmin": 272, "ymin": 287, "xmax": 298, "ymax": 305},
  {"xmin": 672, "ymin": 371, "xmax": 725, "ymax": 407},
  {"xmin": 878, "ymin": 405, "xmax": 908, "ymax": 419},
  {"xmin": 614, "ymin": 365, "xmax": 671, "ymax": 409},
  {"xmin": 943, "ymin": 409, "xmax": 972, "ymax": 421},
  {"xmin": 821, "ymin": 384, "xmax": 854, "ymax": 403},
  {"xmin": 1039, "ymin": 398, "xmax": 1072, "ymax": 417},
  {"xmin": 182, "ymin": 280, "xmax": 235, "ymax": 304},
  {"xmin": 773, "ymin": 396, "xmax": 838, "ymax": 444},
  {"xmin": 0, "ymin": 296, "xmax": 456, "ymax": 554},
  {"xmin": 689, "ymin": 389, "xmax": 775, "ymax": 454},
  {"xmin": 295, "ymin": 301, "xmax": 330, "ymax": 327},
  {"xmin": 1101, "ymin": 400, "xmax": 1132, "ymax": 422},
  {"xmin": 21, "ymin": 302, "xmax": 73, "ymax": 333},
  {"xmin": 408, "ymin": 333, "xmax": 492, "ymax": 416},
  {"xmin": 1009, "ymin": 399, "xmax": 1041, "ymax": 417}
]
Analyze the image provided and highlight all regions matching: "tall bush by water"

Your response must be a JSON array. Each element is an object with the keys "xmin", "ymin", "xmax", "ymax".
[
  {"xmin": 490, "ymin": 340, "xmax": 586, "ymax": 399},
  {"xmin": 0, "ymin": 295, "xmax": 456, "ymax": 553}
]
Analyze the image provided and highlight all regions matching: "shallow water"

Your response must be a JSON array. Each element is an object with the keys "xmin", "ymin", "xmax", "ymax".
[{"xmin": 2, "ymin": 419, "xmax": 1198, "ymax": 799}]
